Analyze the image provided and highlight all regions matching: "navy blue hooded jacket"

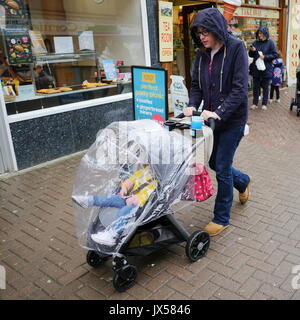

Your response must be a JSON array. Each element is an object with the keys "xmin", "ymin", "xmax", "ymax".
[
  {"xmin": 249, "ymin": 26, "xmax": 278, "ymax": 79},
  {"xmin": 189, "ymin": 8, "xmax": 248, "ymax": 131}
]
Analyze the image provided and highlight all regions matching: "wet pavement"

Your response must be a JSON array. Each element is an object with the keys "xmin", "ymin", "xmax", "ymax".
[{"xmin": 1, "ymin": 87, "xmax": 300, "ymax": 300}]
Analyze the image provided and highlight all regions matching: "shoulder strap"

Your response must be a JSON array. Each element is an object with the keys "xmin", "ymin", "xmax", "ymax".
[{"xmin": 130, "ymin": 177, "xmax": 156, "ymax": 195}]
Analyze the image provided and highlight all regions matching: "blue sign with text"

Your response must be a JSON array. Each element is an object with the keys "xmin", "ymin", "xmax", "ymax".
[{"xmin": 132, "ymin": 66, "xmax": 168, "ymax": 125}]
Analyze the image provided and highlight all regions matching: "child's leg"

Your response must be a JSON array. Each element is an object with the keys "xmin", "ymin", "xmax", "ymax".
[
  {"xmin": 111, "ymin": 205, "xmax": 137, "ymax": 236},
  {"xmin": 270, "ymin": 85, "xmax": 274, "ymax": 99},
  {"xmin": 276, "ymin": 86, "xmax": 280, "ymax": 100},
  {"xmin": 91, "ymin": 194, "xmax": 125, "ymax": 208},
  {"xmin": 116, "ymin": 205, "xmax": 137, "ymax": 218}
]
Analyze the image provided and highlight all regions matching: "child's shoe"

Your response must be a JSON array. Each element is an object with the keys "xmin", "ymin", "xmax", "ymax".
[
  {"xmin": 262, "ymin": 105, "xmax": 267, "ymax": 110},
  {"xmin": 269, "ymin": 99, "xmax": 273, "ymax": 103},
  {"xmin": 250, "ymin": 105, "xmax": 258, "ymax": 110},
  {"xmin": 276, "ymin": 99, "xmax": 280, "ymax": 103},
  {"xmin": 91, "ymin": 229, "xmax": 117, "ymax": 246},
  {"xmin": 72, "ymin": 195, "xmax": 89, "ymax": 208}
]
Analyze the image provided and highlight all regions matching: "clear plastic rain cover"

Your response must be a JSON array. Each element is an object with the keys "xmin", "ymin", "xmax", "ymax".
[{"xmin": 72, "ymin": 119, "xmax": 208, "ymax": 255}]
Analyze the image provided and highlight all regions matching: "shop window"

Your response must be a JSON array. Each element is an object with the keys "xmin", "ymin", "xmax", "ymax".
[
  {"xmin": 247, "ymin": 0, "xmax": 258, "ymax": 5},
  {"xmin": 246, "ymin": 0, "xmax": 279, "ymax": 6},
  {"xmin": 0, "ymin": 0, "xmax": 146, "ymax": 114},
  {"xmin": 228, "ymin": 14, "xmax": 279, "ymax": 48},
  {"xmin": 260, "ymin": 0, "xmax": 279, "ymax": 6},
  {"xmin": 224, "ymin": 7, "xmax": 280, "ymax": 91}
]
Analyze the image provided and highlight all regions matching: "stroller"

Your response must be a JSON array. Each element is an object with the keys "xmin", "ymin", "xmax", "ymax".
[
  {"xmin": 290, "ymin": 50, "xmax": 300, "ymax": 117},
  {"xmin": 72, "ymin": 118, "xmax": 214, "ymax": 292}
]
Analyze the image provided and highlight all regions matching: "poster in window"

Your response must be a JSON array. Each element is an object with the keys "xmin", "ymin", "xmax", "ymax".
[
  {"xmin": 4, "ymin": 28, "xmax": 33, "ymax": 64},
  {"xmin": 54, "ymin": 36, "xmax": 74, "ymax": 54},
  {"xmin": 29, "ymin": 30, "xmax": 47, "ymax": 55},
  {"xmin": 103, "ymin": 59, "xmax": 117, "ymax": 80},
  {"xmin": 78, "ymin": 31, "xmax": 95, "ymax": 51},
  {"xmin": 0, "ymin": 0, "xmax": 28, "ymax": 22},
  {"xmin": 159, "ymin": 1, "xmax": 173, "ymax": 62}
]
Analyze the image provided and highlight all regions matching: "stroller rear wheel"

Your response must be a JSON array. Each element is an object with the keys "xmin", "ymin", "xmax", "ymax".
[
  {"xmin": 86, "ymin": 250, "xmax": 109, "ymax": 268},
  {"xmin": 113, "ymin": 264, "xmax": 138, "ymax": 292},
  {"xmin": 290, "ymin": 100, "xmax": 295, "ymax": 111},
  {"xmin": 186, "ymin": 230, "xmax": 210, "ymax": 262}
]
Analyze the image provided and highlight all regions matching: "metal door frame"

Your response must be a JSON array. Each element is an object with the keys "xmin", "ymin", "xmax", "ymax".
[{"xmin": 0, "ymin": 91, "xmax": 18, "ymax": 173}]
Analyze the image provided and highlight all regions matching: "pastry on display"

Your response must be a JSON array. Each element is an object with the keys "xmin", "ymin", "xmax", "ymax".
[
  {"xmin": 58, "ymin": 87, "xmax": 73, "ymax": 92},
  {"xmin": 37, "ymin": 88, "xmax": 61, "ymax": 94},
  {"xmin": 4, "ymin": 94, "xmax": 16, "ymax": 101},
  {"xmin": 102, "ymin": 79, "xmax": 118, "ymax": 84},
  {"xmin": 81, "ymin": 82, "xmax": 107, "ymax": 89},
  {"xmin": 47, "ymin": 89, "xmax": 61, "ymax": 94},
  {"xmin": 36, "ymin": 89, "xmax": 49, "ymax": 94},
  {"xmin": 82, "ymin": 82, "xmax": 98, "ymax": 88}
]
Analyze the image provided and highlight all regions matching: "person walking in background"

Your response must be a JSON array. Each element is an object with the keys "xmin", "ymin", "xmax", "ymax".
[
  {"xmin": 249, "ymin": 26, "xmax": 278, "ymax": 111},
  {"xmin": 270, "ymin": 51, "xmax": 284, "ymax": 103},
  {"xmin": 183, "ymin": 8, "xmax": 251, "ymax": 236}
]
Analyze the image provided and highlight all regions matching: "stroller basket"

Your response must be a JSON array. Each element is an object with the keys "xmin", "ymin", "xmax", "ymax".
[{"xmin": 125, "ymin": 217, "xmax": 184, "ymax": 256}]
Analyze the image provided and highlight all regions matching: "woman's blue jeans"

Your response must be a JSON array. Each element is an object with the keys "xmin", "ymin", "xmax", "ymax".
[
  {"xmin": 209, "ymin": 125, "xmax": 250, "ymax": 226},
  {"xmin": 89, "ymin": 195, "xmax": 136, "ymax": 235}
]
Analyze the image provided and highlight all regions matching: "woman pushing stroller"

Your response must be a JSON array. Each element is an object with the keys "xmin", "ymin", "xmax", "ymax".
[
  {"xmin": 183, "ymin": 8, "xmax": 251, "ymax": 236},
  {"xmin": 72, "ymin": 165, "xmax": 158, "ymax": 246}
]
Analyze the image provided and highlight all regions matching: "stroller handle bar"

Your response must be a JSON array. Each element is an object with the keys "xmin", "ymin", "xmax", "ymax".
[{"xmin": 176, "ymin": 112, "xmax": 216, "ymax": 131}]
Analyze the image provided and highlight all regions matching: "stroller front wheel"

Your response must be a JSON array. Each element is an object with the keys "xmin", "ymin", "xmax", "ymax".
[
  {"xmin": 86, "ymin": 250, "xmax": 109, "ymax": 268},
  {"xmin": 186, "ymin": 230, "xmax": 210, "ymax": 262},
  {"xmin": 113, "ymin": 264, "xmax": 138, "ymax": 292}
]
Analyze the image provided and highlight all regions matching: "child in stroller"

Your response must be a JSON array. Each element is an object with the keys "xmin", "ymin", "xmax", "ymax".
[
  {"xmin": 290, "ymin": 49, "xmax": 300, "ymax": 117},
  {"xmin": 72, "ymin": 165, "xmax": 158, "ymax": 246},
  {"xmin": 72, "ymin": 119, "xmax": 213, "ymax": 292}
]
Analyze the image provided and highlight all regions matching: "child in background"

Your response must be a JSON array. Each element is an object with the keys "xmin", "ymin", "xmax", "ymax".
[{"xmin": 270, "ymin": 51, "xmax": 284, "ymax": 103}]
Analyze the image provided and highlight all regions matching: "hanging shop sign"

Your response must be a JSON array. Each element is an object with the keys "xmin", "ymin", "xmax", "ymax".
[
  {"xmin": 218, "ymin": 6, "xmax": 279, "ymax": 19},
  {"xmin": 287, "ymin": 0, "xmax": 300, "ymax": 85},
  {"xmin": 159, "ymin": 1, "xmax": 173, "ymax": 62},
  {"xmin": 132, "ymin": 66, "xmax": 168, "ymax": 125}
]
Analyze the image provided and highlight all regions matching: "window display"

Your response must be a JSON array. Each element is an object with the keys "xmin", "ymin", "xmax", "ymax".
[
  {"xmin": 0, "ymin": 0, "xmax": 146, "ymax": 114},
  {"xmin": 223, "ymin": 7, "xmax": 280, "ymax": 48},
  {"xmin": 228, "ymin": 15, "xmax": 279, "ymax": 48}
]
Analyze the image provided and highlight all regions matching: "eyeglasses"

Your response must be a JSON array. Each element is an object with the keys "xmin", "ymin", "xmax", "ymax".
[{"xmin": 197, "ymin": 29, "xmax": 209, "ymax": 37}]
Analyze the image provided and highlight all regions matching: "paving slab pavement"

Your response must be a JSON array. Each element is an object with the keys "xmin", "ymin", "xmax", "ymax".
[{"xmin": 1, "ymin": 87, "xmax": 300, "ymax": 300}]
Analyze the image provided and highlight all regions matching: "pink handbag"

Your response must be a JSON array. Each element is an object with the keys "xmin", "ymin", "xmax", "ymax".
[{"xmin": 181, "ymin": 164, "xmax": 215, "ymax": 202}]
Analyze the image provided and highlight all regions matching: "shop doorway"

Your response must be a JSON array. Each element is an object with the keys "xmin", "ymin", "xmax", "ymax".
[
  {"xmin": 182, "ymin": 3, "xmax": 215, "ymax": 89},
  {"xmin": 172, "ymin": 2, "xmax": 216, "ymax": 89}
]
